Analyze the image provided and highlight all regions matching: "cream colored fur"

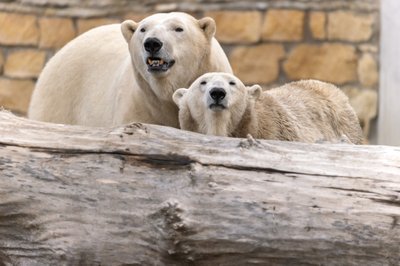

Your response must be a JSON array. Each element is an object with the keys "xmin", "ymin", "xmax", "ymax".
[
  {"xmin": 173, "ymin": 73, "xmax": 364, "ymax": 144},
  {"xmin": 28, "ymin": 12, "xmax": 232, "ymax": 127}
]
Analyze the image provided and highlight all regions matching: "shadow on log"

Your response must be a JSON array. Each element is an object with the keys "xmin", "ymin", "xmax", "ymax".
[{"xmin": 0, "ymin": 111, "xmax": 399, "ymax": 265}]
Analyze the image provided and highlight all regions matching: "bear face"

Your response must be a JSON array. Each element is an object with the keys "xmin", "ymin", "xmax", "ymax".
[
  {"xmin": 173, "ymin": 72, "xmax": 261, "ymax": 136},
  {"xmin": 121, "ymin": 12, "xmax": 217, "ymax": 102}
]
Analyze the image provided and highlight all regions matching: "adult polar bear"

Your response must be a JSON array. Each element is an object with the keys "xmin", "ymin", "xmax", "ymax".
[{"xmin": 28, "ymin": 12, "xmax": 232, "ymax": 127}]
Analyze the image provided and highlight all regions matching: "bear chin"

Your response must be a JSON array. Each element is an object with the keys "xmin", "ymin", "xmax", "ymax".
[{"xmin": 209, "ymin": 104, "xmax": 226, "ymax": 111}]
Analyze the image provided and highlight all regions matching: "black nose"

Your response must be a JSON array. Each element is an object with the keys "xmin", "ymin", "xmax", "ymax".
[
  {"xmin": 210, "ymin": 87, "xmax": 226, "ymax": 101},
  {"xmin": 144, "ymin": 37, "xmax": 163, "ymax": 53}
]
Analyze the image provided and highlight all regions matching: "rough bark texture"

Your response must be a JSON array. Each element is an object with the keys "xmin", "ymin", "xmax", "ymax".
[{"xmin": 0, "ymin": 110, "xmax": 399, "ymax": 265}]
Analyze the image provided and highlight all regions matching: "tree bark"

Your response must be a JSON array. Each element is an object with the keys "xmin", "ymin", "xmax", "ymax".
[{"xmin": 0, "ymin": 110, "xmax": 399, "ymax": 266}]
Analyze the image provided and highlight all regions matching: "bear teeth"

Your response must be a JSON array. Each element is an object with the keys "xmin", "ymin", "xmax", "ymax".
[{"xmin": 147, "ymin": 58, "xmax": 165, "ymax": 66}]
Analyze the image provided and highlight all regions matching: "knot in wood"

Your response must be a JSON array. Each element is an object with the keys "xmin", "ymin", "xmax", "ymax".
[
  {"xmin": 160, "ymin": 201, "xmax": 186, "ymax": 233},
  {"xmin": 123, "ymin": 123, "xmax": 149, "ymax": 135},
  {"xmin": 157, "ymin": 201, "xmax": 195, "ymax": 261},
  {"xmin": 238, "ymin": 134, "xmax": 262, "ymax": 149}
]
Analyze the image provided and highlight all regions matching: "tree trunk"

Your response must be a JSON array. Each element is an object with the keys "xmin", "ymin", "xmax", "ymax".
[{"xmin": 0, "ymin": 111, "xmax": 399, "ymax": 266}]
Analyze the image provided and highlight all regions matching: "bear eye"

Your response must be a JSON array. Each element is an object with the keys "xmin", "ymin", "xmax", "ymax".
[
  {"xmin": 229, "ymin": 81, "xmax": 236, "ymax": 86},
  {"xmin": 200, "ymin": 81, "xmax": 207, "ymax": 85},
  {"xmin": 140, "ymin": 28, "xmax": 146, "ymax": 33},
  {"xmin": 175, "ymin": 27, "xmax": 184, "ymax": 32}
]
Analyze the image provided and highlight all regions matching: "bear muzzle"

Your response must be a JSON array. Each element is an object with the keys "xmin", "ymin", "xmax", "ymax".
[
  {"xmin": 208, "ymin": 87, "xmax": 227, "ymax": 111},
  {"xmin": 144, "ymin": 37, "xmax": 175, "ymax": 72}
]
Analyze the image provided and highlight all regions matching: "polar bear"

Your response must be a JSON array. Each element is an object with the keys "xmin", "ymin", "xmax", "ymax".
[
  {"xmin": 28, "ymin": 12, "xmax": 232, "ymax": 127},
  {"xmin": 172, "ymin": 72, "xmax": 364, "ymax": 144}
]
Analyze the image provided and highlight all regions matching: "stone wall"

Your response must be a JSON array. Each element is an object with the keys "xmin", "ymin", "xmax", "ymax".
[{"xmin": 0, "ymin": 0, "xmax": 379, "ymax": 139}]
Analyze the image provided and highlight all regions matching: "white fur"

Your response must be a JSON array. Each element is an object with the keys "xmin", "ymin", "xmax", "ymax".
[
  {"xmin": 173, "ymin": 72, "xmax": 261, "ymax": 136},
  {"xmin": 29, "ymin": 12, "xmax": 232, "ymax": 127},
  {"xmin": 173, "ymin": 72, "xmax": 364, "ymax": 144}
]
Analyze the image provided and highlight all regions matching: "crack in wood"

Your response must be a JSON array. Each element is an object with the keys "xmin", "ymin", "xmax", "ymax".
[
  {"xmin": 135, "ymin": 153, "xmax": 195, "ymax": 169},
  {"xmin": 391, "ymin": 216, "xmax": 399, "ymax": 229},
  {"xmin": 1, "ymin": 140, "xmax": 391, "ymax": 189},
  {"xmin": 3, "ymin": 142, "xmax": 355, "ymax": 178},
  {"xmin": 319, "ymin": 187, "xmax": 377, "ymax": 194},
  {"xmin": 369, "ymin": 198, "xmax": 400, "ymax": 207},
  {"xmin": 220, "ymin": 164, "xmax": 345, "ymax": 179}
]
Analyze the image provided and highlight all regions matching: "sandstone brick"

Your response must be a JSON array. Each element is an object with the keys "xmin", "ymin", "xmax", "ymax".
[
  {"xmin": 4, "ymin": 50, "xmax": 46, "ymax": 78},
  {"xmin": 205, "ymin": 11, "xmax": 262, "ymax": 44},
  {"xmin": 124, "ymin": 12, "xmax": 153, "ymax": 22},
  {"xmin": 0, "ymin": 12, "xmax": 39, "ymax": 45},
  {"xmin": 309, "ymin": 12, "xmax": 326, "ymax": 40},
  {"xmin": 39, "ymin": 17, "xmax": 76, "ymax": 48},
  {"xmin": 230, "ymin": 44, "xmax": 285, "ymax": 84},
  {"xmin": 358, "ymin": 44, "xmax": 378, "ymax": 53},
  {"xmin": 261, "ymin": 9, "xmax": 305, "ymax": 41},
  {"xmin": 0, "ymin": 78, "xmax": 35, "ymax": 114},
  {"xmin": 358, "ymin": 53, "xmax": 378, "ymax": 88},
  {"xmin": 328, "ymin": 11, "xmax": 374, "ymax": 42},
  {"xmin": 283, "ymin": 44, "xmax": 357, "ymax": 84},
  {"xmin": 77, "ymin": 18, "xmax": 121, "ymax": 35}
]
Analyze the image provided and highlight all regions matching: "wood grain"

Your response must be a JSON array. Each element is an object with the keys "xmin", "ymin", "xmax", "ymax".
[{"xmin": 0, "ymin": 111, "xmax": 399, "ymax": 265}]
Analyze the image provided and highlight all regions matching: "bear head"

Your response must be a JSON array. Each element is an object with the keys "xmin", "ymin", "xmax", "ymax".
[
  {"xmin": 121, "ymin": 12, "xmax": 217, "ymax": 102},
  {"xmin": 173, "ymin": 72, "xmax": 262, "ymax": 136}
]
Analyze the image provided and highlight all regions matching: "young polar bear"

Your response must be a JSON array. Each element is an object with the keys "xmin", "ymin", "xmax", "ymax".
[
  {"xmin": 172, "ymin": 72, "xmax": 364, "ymax": 144},
  {"xmin": 28, "ymin": 12, "xmax": 232, "ymax": 127}
]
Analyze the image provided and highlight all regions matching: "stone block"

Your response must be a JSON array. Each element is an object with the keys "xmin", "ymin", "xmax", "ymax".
[
  {"xmin": 77, "ymin": 18, "xmax": 121, "ymax": 35},
  {"xmin": 205, "ymin": 11, "xmax": 262, "ymax": 44},
  {"xmin": 358, "ymin": 44, "xmax": 378, "ymax": 53},
  {"xmin": 261, "ymin": 9, "xmax": 305, "ymax": 41},
  {"xmin": 123, "ymin": 12, "xmax": 153, "ymax": 22},
  {"xmin": 39, "ymin": 17, "xmax": 76, "ymax": 48},
  {"xmin": 328, "ymin": 11, "xmax": 374, "ymax": 42},
  {"xmin": 0, "ymin": 78, "xmax": 35, "ymax": 114},
  {"xmin": 283, "ymin": 44, "xmax": 357, "ymax": 84},
  {"xmin": 230, "ymin": 44, "xmax": 285, "ymax": 84},
  {"xmin": 0, "ymin": 12, "xmax": 39, "ymax": 45},
  {"xmin": 358, "ymin": 53, "xmax": 379, "ymax": 88},
  {"xmin": 309, "ymin": 12, "xmax": 326, "ymax": 40},
  {"xmin": 4, "ymin": 50, "xmax": 46, "ymax": 78}
]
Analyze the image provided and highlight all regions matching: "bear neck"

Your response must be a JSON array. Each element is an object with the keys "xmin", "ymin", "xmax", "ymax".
[
  {"xmin": 205, "ymin": 110, "xmax": 231, "ymax": 136},
  {"xmin": 256, "ymin": 93, "xmax": 300, "ymax": 141},
  {"xmin": 132, "ymin": 71, "xmax": 180, "ymax": 128},
  {"xmin": 231, "ymin": 100, "xmax": 259, "ymax": 138},
  {"xmin": 232, "ymin": 93, "xmax": 298, "ymax": 141}
]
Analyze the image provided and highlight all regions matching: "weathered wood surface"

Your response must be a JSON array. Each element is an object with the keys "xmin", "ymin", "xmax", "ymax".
[{"xmin": 0, "ymin": 110, "xmax": 399, "ymax": 266}]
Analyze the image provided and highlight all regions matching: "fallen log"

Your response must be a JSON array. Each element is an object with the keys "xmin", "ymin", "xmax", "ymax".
[{"xmin": 0, "ymin": 110, "xmax": 399, "ymax": 265}]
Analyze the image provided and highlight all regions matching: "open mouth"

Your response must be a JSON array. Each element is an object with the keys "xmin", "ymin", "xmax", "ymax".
[
  {"xmin": 209, "ymin": 103, "xmax": 226, "ymax": 111},
  {"xmin": 146, "ymin": 57, "xmax": 175, "ymax": 72}
]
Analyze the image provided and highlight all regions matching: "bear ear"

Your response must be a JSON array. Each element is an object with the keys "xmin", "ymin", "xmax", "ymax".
[
  {"xmin": 121, "ymin": 20, "xmax": 138, "ymax": 43},
  {"xmin": 248, "ymin": 85, "xmax": 262, "ymax": 100},
  {"xmin": 172, "ymin": 88, "xmax": 188, "ymax": 106},
  {"xmin": 198, "ymin": 17, "xmax": 216, "ymax": 40}
]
